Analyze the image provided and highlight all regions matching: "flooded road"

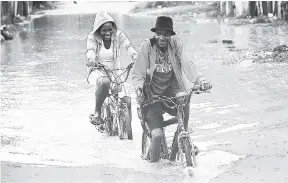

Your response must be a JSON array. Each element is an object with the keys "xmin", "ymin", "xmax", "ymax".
[{"xmin": 1, "ymin": 4, "xmax": 288, "ymax": 183}]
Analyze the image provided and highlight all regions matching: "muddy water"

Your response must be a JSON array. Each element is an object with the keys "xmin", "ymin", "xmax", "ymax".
[{"xmin": 1, "ymin": 11, "xmax": 288, "ymax": 182}]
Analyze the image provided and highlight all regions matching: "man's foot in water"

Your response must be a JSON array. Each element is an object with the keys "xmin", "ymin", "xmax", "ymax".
[{"xmin": 89, "ymin": 114, "xmax": 104, "ymax": 125}]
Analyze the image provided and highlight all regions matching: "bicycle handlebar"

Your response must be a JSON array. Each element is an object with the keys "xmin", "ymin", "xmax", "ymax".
[
  {"xmin": 142, "ymin": 85, "xmax": 203, "ymax": 109},
  {"xmin": 87, "ymin": 62, "xmax": 134, "ymax": 85}
]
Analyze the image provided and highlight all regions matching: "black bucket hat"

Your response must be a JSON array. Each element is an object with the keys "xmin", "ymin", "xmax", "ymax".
[{"xmin": 151, "ymin": 16, "xmax": 176, "ymax": 36}]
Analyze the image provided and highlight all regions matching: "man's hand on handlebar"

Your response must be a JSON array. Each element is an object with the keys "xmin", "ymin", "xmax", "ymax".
[
  {"xmin": 195, "ymin": 76, "xmax": 212, "ymax": 91},
  {"xmin": 199, "ymin": 80, "xmax": 212, "ymax": 91}
]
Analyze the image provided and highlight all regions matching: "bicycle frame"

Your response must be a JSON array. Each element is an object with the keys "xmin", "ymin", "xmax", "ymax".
[
  {"xmin": 88, "ymin": 63, "xmax": 134, "ymax": 137},
  {"xmin": 139, "ymin": 84, "xmax": 200, "ymax": 166}
]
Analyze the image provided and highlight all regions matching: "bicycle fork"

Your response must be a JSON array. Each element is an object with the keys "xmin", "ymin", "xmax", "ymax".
[
  {"xmin": 170, "ymin": 106, "xmax": 191, "ymax": 161},
  {"xmin": 177, "ymin": 106, "xmax": 197, "ymax": 168}
]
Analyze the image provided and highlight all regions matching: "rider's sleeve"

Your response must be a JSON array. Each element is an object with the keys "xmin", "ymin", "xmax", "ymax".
[
  {"xmin": 173, "ymin": 37, "xmax": 204, "ymax": 84},
  {"xmin": 131, "ymin": 40, "xmax": 149, "ymax": 90},
  {"xmin": 118, "ymin": 30, "xmax": 138, "ymax": 62},
  {"xmin": 86, "ymin": 32, "xmax": 97, "ymax": 62}
]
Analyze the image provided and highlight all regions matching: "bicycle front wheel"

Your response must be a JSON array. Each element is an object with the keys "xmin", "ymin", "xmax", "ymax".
[
  {"xmin": 190, "ymin": 142, "xmax": 197, "ymax": 167},
  {"xmin": 102, "ymin": 103, "xmax": 113, "ymax": 135},
  {"xmin": 117, "ymin": 110, "xmax": 125, "ymax": 140},
  {"xmin": 118, "ymin": 105, "xmax": 133, "ymax": 140},
  {"xmin": 124, "ymin": 108, "xmax": 133, "ymax": 140},
  {"xmin": 180, "ymin": 137, "xmax": 194, "ymax": 167},
  {"xmin": 141, "ymin": 131, "xmax": 150, "ymax": 160},
  {"xmin": 112, "ymin": 113, "xmax": 119, "ymax": 136}
]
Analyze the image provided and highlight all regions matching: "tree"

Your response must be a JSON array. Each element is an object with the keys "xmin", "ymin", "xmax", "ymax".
[
  {"xmin": 262, "ymin": 1, "xmax": 268, "ymax": 16},
  {"xmin": 249, "ymin": 1, "xmax": 257, "ymax": 17}
]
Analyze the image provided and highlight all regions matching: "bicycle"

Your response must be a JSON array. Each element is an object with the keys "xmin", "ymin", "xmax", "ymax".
[
  {"xmin": 88, "ymin": 62, "xmax": 134, "ymax": 140},
  {"xmin": 138, "ymin": 70, "xmax": 205, "ymax": 168}
]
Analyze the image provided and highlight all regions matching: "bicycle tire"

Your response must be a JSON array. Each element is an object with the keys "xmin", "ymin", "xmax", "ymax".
[
  {"xmin": 190, "ymin": 142, "xmax": 197, "ymax": 167},
  {"xmin": 141, "ymin": 131, "xmax": 150, "ymax": 160},
  {"xmin": 102, "ymin": 103, "xmax": 113, "ymax": 135},
  {"xmin": 181, "ymin": 138, "xmax": 193, "ymax": 167},
  {"xmin": 118, "ymin": 110, "xmax": 125, "ymax": 140},
  {"xmin": 125, "ymin": 108, "xmax": 133, "ymax": 140},
  {"xmin": 112, "ymin": 113, "xmax": 119, "ymax": 136}
]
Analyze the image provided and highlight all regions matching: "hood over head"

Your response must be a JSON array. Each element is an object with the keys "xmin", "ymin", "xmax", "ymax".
[{"xmin": 91, "ymin": 11, "xmax": 117, "ymax": 41}]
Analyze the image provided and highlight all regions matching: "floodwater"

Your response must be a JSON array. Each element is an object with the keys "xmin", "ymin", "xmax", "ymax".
[{"xmin": 1, "ymin": 5, "xmax": 288, "ymax": 183}]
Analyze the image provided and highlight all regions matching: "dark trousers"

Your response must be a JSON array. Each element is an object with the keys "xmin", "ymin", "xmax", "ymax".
[{"xmin": 142, "ymin": 85, "xmax": 191, "ymax": 161}]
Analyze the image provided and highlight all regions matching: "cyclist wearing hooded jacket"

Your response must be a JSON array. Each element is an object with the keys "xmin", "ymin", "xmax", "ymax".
[{"xmin": 86, "ymin": 11, "xmax": 137, "ymax": 125}]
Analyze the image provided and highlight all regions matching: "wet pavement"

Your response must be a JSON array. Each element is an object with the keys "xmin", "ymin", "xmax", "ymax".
[{"xmin": 1, "ymin": 2, "xmax": 288, "ymax": 183}]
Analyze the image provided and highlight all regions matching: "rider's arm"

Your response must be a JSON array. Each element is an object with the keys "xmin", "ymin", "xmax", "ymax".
[
  {"xmin": 131, "ymin": 39, "xmax": 149, "ymax": 91},
  {"xmin": 118, "ymin": 30, "xmax": 138, "ymax": 62},
  {"xmin": 173, "ymin": 37, "xmax": 205, "ymax": 85},
  {"xmin": 86, "ymin": 32, "xmax": 98, "ymax": 65}
]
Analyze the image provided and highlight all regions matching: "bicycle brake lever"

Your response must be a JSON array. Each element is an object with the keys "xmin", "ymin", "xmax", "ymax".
[{"xmin": 127, "ymin": 62, "xmax": 134, "ymax": 69}]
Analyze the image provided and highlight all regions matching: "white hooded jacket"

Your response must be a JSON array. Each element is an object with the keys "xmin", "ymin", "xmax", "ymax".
[{"xmin": 86, "ymin": 11, "xmax": 137, "ymax": 69}]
